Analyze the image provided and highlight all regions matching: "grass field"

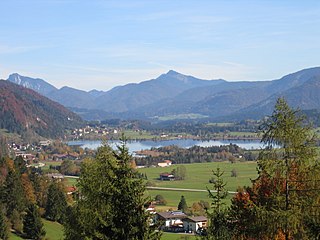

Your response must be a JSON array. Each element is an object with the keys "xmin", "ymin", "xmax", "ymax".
[
  {"xmin": 122, "ymin": 130, "xmax": 156, "ymax": 139},
  {"xmin": 139, "ymin": 161, "xmax": 257, "ymax": 207},
  {"xmin": 9, "ymin": 219, "xmax": 63, "ymax": 240},
  {"xmin": 161, "ymin": 232, "xmax": 197, "ymax": 240},
  {"xmin": 8, "ymin": 221, "xmax": 195, "ymax": 240},
  {"xmin": 64, "ymin": 177, "xmax": 78, "ymax": 187}
]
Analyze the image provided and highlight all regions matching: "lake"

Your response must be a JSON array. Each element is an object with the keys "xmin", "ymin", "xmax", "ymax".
[{"xmin": 68, "ymin": 139, "xmax": 265, "ymax": 153}]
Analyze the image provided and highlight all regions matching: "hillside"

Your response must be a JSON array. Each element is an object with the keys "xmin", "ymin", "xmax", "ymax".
[
  {"xmin": 0, "ymin": 80, "xmax": 83, "ymax": 138},
  {"xmin": 7, "ymin": 67, "xmax": 320, "ymax": 121}
]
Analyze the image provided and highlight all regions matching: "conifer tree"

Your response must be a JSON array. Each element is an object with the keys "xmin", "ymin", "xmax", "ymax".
[
  {"xmin": 45, "ymin": 181, "xmax": 67, "ymax": 223},
  {"xmin": 230, "ymin": 98, "xmax": 320, "ymax": 239},
  {"xmin": 204, "ymin": 168, "xmax": 231, "ymax": 240},
  {"xmin": 23, "ymin": 204, "xmax": 45, "ymax": 240},
  {"xmin": 177, "ymin": 195, "xmax": 188, "ymax": 213},
  {"xmin": 64, "ymin": 139, "xmax": 161, "ymax": 240},
  {"xmin": 0, "ymin": 206, "xmax": 8, "ymax": 240}
]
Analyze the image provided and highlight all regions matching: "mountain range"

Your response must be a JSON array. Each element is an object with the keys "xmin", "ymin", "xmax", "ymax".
[
  {"xmin": 6, "ymin": 67, "xmax": 320, "ymax": 121},
  {"xmin": 0, "ymin": 80, "xmax": 83, "ymax": 138}
]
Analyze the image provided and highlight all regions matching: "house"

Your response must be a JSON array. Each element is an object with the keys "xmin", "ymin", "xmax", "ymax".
[
  {"xmin": 157, "ymin": 160, "xmax": 172, "ymax": 167},
  {"xmin": 47, "ymin": 173, "xmax": 64, "ymax": 181},
  {"xmin": 39, "ymin": 140, "xmax": 51, "ymax": 146},
  {"xmin": 159, "ymin": 173, "xmax": 175, "ymax": 181},
  {"xmin": 183, "ymin": 216, "xmax": 208, "ymax": 233},
  {"xmin": 66, "ymin": 186, "xmax": 77, "ymax": 195},
  {"xmin": 156, "ymin": 211, "xmax": 187, "ymax": 232}
]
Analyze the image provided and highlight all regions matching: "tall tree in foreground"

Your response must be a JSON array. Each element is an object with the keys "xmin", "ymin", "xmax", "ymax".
[
  {"xmin": 64, "ymin": 139, "xmax": 161, "ymax": 240},
  {"xmin": 230, "ymin": 98, "xmax": 320, "ymax": 239},
  {"xmin": 203, "ymin": 168, "xmax": 231, "ymax": 240}
]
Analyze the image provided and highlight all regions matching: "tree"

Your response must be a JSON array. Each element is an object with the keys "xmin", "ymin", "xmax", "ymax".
[
  {"xmin": 23, "ymin": 204, "xmax": 46, "ymax": 240},
  {"xmin": 230, "ymin": 168, "xmax": 237, "ymax": 177},
  {"xmin": 63, "ymin": 139, "xmax": 161, "ymax": 240},
  {"xmin": 45, "ymin": 181, "xmax": 68, "ymax": 223},
  {"xmin": 2, "ymin": 166, "xmax": 27, "ymax": 231},
  {"xmin": 155, "ymin": 194, "xmax": 167, "ymax": 205},
  {"xmin": 171, "ymin": 165, "xmax": 187, "ymax": 180},
  {"xmin": 177, "ymin": 195, "xmax": 188, "ymax": 213},
  {"xmin": 204, "ymin": 168, "xmax": 231, "ymax": 240},
  {"xmin": 60, "ymin": 160, "xmax": 78, "ymax": 175},
  {"xmin": 230, "ymin": 98, "xmax": 320, "ymax": 239},
  {"xmin": 0, "ymin": 205, "xmax": 8, "ymax": 240}
]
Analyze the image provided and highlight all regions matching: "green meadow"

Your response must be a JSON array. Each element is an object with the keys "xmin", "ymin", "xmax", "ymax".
[
  {"xmin": 161, "ymin": 232, "xmax": 197, "ymax": 240},
  {"xmin": 139, "ymin": 161, "xmax": 258, "ymax": 207},
  {"xmin": 9, "ymin": 219, "xmax": 63, "ymax": 240}
]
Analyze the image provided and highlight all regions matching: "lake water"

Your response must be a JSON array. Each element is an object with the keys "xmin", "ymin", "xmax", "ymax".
[{"xmin": 68, "ymin": 139, "xmax": 265, "ymax": 153}]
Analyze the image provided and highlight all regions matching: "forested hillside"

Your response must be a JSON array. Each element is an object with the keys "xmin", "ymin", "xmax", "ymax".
[{"xmin": 0, "ymin": 80, "xmax": 83, "ymax": 139}]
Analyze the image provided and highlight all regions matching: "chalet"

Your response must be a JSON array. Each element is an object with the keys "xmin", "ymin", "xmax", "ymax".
[
  {"xmin": 183, "ymin": 216, "xmax": 208, "ymax": 233},
  {"xmin": 157, "ymin": 160, "xmax": 172, "ymax": 167},
  {"xmin": 156, "ymin": 211, "xmax": 187, "ymax": 232},
  {"xmin": 159, "ymin": 173, "xmax": 175, "ymax": 181}
]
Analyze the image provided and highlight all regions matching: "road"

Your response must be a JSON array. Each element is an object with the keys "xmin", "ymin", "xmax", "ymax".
[
  {"xmin": 146, "ymin": 186, "xmax": 237, "ymax": 194},
  {"xmin": 63, "ymin": 176, "xmax": 238, "ymax": 194}
]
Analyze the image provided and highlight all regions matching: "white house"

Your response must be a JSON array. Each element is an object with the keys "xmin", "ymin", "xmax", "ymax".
[
  {"xmin": 156, "ymin": 211, "xmax": 187, "ymax": 232},
  {"xmin": 157, "ymin": 160, "xmax": 172, "ymax": 167},
  {"xmin": 183, "ymin": 216, "xmax": 208, "ymax": 233}
]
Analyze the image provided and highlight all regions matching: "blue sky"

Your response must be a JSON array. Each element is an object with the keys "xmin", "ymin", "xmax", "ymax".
[{"xmin": 0, "ymin": 0, "xmax": 320, "ymax": 90}]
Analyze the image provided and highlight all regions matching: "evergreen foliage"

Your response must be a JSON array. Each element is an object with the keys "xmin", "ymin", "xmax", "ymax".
[
  {"xmin": 63, "ymin": 139, "xmax": 161, "ymax": 240},
  {"xmin": 204, "ymin": 168, "xmax": 231, "ymax": 240},
  {"xmin": 0, "ymin": 206, "xmax": 8, "ymax": 240},
  {"xmin": 230, "ymin": 98, "xmax": 320, "ymax": 239},
  {"xmin": 23, "ymin": 204, "xmax": 46, "ymax": 240},
  {"xmin": 2, "ymin": 165, "xmax": 27, "ymax": 228},
  {"xmin": 45, "ymin": 182, "xmax": 68, "ymax": 223},
  {"xmin": 177, "ymin": 195, "xmax": 188, "ymax": 213}
]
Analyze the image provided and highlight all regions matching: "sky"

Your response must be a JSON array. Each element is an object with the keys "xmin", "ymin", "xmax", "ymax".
[{"xmin": 0, "ymin": 0, "xmax": 320, "ymax": 91}]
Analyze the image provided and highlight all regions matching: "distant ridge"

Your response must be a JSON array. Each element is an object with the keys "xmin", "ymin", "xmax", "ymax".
[
  {"xmin": 0, "ymin": 80, "xmax": 83, "ymax": 138},
  {"xmin": 7, "ymin": 67, "xmax": 320, "ymax": 121}
]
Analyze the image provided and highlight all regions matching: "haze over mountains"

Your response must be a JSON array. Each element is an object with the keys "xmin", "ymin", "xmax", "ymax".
[{"xmin": 7, "ymin": 67, "xmax": 320, "ymax": 121}]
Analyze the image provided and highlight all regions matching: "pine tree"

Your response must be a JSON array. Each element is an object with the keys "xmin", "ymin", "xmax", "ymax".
[
  {"xmin": 177, "ymin": 195, "xmax": 188, "ymax": 213},
  {"xmin": 45, "ymin": 182, "xmax": 67, "ymax": 223},
  {"xmin": 64, "ymin": 139, "xmax": 161, "ymax": 240},
  {"xmin": 23, "ymin": 204, "xmax": 46, "ymax": 240}
]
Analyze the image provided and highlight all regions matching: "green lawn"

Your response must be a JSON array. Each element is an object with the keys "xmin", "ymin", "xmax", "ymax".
[
  {"xmin": 43, "ymin": 219, "xmax": 64, "ymax": 240},
  {"xmin": 161, "ymin": 232, "xmax": 197, "ymax": 240},
  {"xmin": 140, "ymin": 162, "xmax": 257, "ymax": 191},
  {"xmin": 64, "ymin": 177, "xmax": 78, "ymax": 187},
  {"xmin": 9, "ymin": 219, "xmax": 63, "ymax": 240},
  {"xmin": 140, "ymin": 161, "xmax": 257, "ymax": 208}
]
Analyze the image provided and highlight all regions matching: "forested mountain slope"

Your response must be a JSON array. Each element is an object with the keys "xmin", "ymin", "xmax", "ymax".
[{"xmin": 0, "ymin": 80, "xmax": 83, "ymax": 138}]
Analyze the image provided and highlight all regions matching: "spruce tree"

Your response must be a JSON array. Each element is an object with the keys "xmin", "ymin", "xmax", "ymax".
[
  {"xmin": 45, "ymin": 181, "xmax": 67, "ymax": 223},
  {"xmin": 204, "ymin": 168, "xmax": 231, "ymax": 240},
  {"xmin": 177, "ymin": 195, "xmax": 188, "ymax": 213},
  {"xmin": 64, "ymin": 139, "xmax": 161, "ymax": 240},
  {"xmin": 23, "ymin": 204, "xmax": 45, "ymax": 240}
]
